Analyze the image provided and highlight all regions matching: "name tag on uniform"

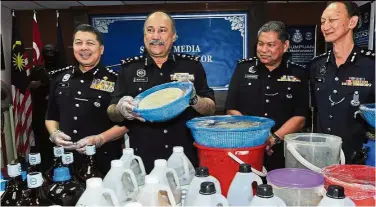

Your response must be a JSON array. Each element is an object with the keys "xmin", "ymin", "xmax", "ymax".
[
  {"xmin": 133, "ymin": 77, "xmax": 148, "ymax": 83},
  {"xmin": 244, "ymin": 74, "xmax": 258, "ymax": 79},
  {"xmin": 314, "ymin": 77, "xmax": 325, "ymax": 83},
  {"xmin": 90, "ymin": 78, "xmax": 115, "ymax": 92}
]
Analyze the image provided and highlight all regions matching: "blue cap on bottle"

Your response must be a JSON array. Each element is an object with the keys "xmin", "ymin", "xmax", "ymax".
[
  {"xmin": 53, "ymin": 167, "xmax": 71, "ymax": 182},
  {"xmin": 0, "ymin": 173, "xmax": 6, "ymax": 191}
]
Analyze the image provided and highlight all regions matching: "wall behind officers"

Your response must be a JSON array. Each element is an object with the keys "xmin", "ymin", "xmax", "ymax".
[
  {"xmin": 45, "ymin": 24, "xmax": 128, "ymax": 175},
  {"xmin": 225, "ymin": 21, "xmax": 309, "ymax": 171},
  {"xmin": 309, "ymin": 1, "xmax": 375, "ymax": 164},
  {"xmin": 107, "ymin": 11, "xmax": 216, "ymax": 173}
]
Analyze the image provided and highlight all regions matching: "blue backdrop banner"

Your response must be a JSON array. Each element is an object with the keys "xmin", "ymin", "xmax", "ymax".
[
  {"xmin": 287, "ymin": 25, "xmax": 317, "ymax": 66},
  {"xmin": 91, "ymin": 12, "xmax": 248, "ymax": 89},
  {"xmin": 355, "ymin": 2, "xmax": 371, "ymax": 48}
]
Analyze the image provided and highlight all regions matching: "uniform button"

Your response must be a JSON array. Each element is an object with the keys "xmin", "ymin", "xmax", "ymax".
[
  {"xmin": 327, "ymin": 128, "xmax": 331, "ymax": 132},
  {"xmin": 163, "ymin": 129, "xmax": 168, "ymax": 134},
  {"xmin": 98, "ymin": 96, "xmax": 101, "ymax": 98},
  {"xmin": 165, "ymin": 145, "xmax": 169, "ymax": 148},
  {"xmin": 160, "ymin": 73, "xmax": 163, "ymax": 76},
  {"xmin": 333, "ymin": 90, "xmax": 337, "ymax": 94},
  {"xmin": 104, "ymin": 152, "xmax": 108, "ymax": 155},
  {"xmin": 264, "ymin": 113, "xmax": 268, "ymax": 116},
  {"xmin": 335, "ymin": 77, "xmax": 339, "ymax": 81},
  {"xmin": 266, "ymin": 86, "xmax": 270, "ymax": 90},
  {"xmin": 59, "ymin": 92, "xmax": 62, "ymax": 95},
  {"xmin": 77, "ymin": 91, "xmax": 81, "ymax": 95},
  {"xmin": 248, "ymin": 82, "xmax": 252, "ymax": 86},
  {"xmin": 75, "ymin": 104, "xmax": 79, "ymax": 107},
  {"xmin": 138, "ymin": 88, "xmax": 142, "ymax": 91},
  {"xmin": 329, "ymin": 115, "xmax": 333, "ymax": 119},
  {"xmin": 268, "ymin": 75, "xmax": 271, "ymax": 79},
  {"xmin": 287, "ymin": 87, "xmax": 291, "ymax": 90},
  {"xmin": 317, "ymin": 88, "xmax": 320, "ymax": 91},
  {"xmin": 80, "ymin": 80, "xmax": 84, "ymax": 83},
  {"xmin": 266, "ymin": 99, "xmax": 270, "ymax": 103},
  {"xmin": 73, "ymin": 116, "xmax": 77, "ymax": 120},
  {"xmin": 73, "ymin": 130, "xmax": 77, "ymax": 134},
  {"xmin": 135, "ymin": 148, "xmax": 138, "ymax": 151}
]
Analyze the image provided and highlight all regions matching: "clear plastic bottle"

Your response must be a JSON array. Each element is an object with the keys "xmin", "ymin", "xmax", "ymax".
[
  {"xmin": 120, "ymin": 148, "xmax": 146, "ymax": 186},
  {"xmin": 317, "ymin": 185, "xmax": 356, "ymax": 207},
  {"xmin": 249, "ymin": 184, "xmax": 286, "ymax": 207}
]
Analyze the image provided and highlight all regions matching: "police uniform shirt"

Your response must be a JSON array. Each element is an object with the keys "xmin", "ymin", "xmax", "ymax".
[
  {"xmin": 309, "ymin": 47, "xmax": 375, "ymax": 162},
  {"xmin": 46, "ymin": 64, "xmax": 123, "ymax": 174},
  {"xmin": 225, "ymin": 57, "xmax": 309, "ymax": 131},
  {"xmin": 111, "ymin": 52, "xmax": 215, "ymax": 173}
]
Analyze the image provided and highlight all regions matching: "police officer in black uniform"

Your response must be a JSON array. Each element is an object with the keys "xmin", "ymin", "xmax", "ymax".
[
  {"xmin": 225, "ymin": 21, "xmax": 309, "ymax": 171},
  {"xmin": 107, "ymin": 11, "xmax": 216, "ymax": 173},
  {"xmin": 45, "ymin": 24, "xmax": 127, "ymax": 175},
  {"xmin": 309, "ymin": 2, "xmax": 375, "ymax": 164}
]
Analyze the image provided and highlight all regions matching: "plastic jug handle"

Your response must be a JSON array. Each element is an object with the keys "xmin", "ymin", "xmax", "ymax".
[
  {"xmin": 216, "ymin": 195, "xmax": 229, "ymax": 206},
  {"xmin": 102, "ymin": 188, "xmax": 120, "ymax": 206},
  {"xmin": 227, "ymin": 152, "xmax": 267, "ymax": 177},
  {"xmin": 134, "ymin": 155, "xmax": 147, "ymax": 176},
  {"xmin": 317, "ymin": 185, "xmax": 327, "ymax": 197},
  {"xmin": 123, "ymin": 169, "xmax": 139, "ymax": 193},
  {"xmin": 167, "ymin": 167, "xmax": 181, "ymax": 188},
  {"xmin": 158, "ymin": 184, "xmax": 177, "ymax": 206},
  {"xmin": 180, "ymin": 156, "xmax": 190, "ymax": 178},
  {"xmin": 274, "ymin": 196, "xmax": 287, "ymax": 207},
  {"xmin": 286, "ymin": 143, "xmax": 321, "ymax": 173},
  {"xmin": 251, "ymin": 172, "xmax": 263, "ymax": 186},
  {"xmin": 340, "ymin": 149, "xmax": 346, "ymax": 164}
]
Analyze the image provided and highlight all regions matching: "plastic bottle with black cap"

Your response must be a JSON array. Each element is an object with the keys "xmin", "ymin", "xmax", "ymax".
[
  {"xmin": 317, "ymin": 185, "xmax": 355, "ymax": 206},
  {"xmin": 249, "ymin": 184, "xmax": 286, "ymax": 206},
  {"xmin": 227, "ymin": 163, "xmax": 263, "ymax": 206},
  {"xmin": 185, "ymin": 167, "xmax": 221, "ymax": 206},
  {"xmin": 189, "ymin": 182, "xmax": 228, "ymax": 206}
]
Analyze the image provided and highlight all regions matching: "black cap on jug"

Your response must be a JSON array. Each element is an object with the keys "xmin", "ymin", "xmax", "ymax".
[
  {"xmin": 256, "ymin": 184, "xmax": 274, "ymax": 198},
  {"xmin": 195, "ymin": 167, "xmax": 209, "ymax": 177},
  {"xmin": 199, "ymin": 182, "xmax": 216, "ymax": 195},
  {"xmin": 239, "ymin": 163, "xmax": 252, "ymax": 173},
  {"xmin": 326, "ymin": 185, "xmax": 345, "ymax": 199}
]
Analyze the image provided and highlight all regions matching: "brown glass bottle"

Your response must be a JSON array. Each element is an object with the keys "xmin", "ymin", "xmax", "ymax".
[
  {"xmin": 1, "ymin": 163, "xmax": 28, "ymax": 206},
  {"xmin": 62, "ymin": 152, "xmax": 81, "ymax": 183},
  {"xmin": 21, "ymin": 172, "xmax": 54, "ymax": 206},
  {"xmin": 77, "ymin": 145, "xmax": 103, "ymax": 184},
  {"xmin": 46, "ymin": 146, "xmax": 64, "ymax": 182}
]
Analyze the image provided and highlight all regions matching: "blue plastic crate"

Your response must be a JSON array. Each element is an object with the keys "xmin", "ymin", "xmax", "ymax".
[
  {"xmin": 360, "ymin": 103, "xmax": 375, "ymax": 128},
  {"xmin": 186, "ymin": 115, "xmax": 275, "ymax": 148},
  {"xmin": 133, "ymin": 81, "xmax": 193, "ymax": 122}
]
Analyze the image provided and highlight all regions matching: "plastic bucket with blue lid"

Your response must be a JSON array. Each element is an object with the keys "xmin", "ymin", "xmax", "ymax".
[
  {"xmin": 133, "ymin": 81, "xmax": 193, "ymax": 122},
  {"xmin": 266, "ymin": 168, "xmax": 325, "ymax": 206}
]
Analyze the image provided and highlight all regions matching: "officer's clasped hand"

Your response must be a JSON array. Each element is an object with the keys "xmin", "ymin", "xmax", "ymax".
[
  {"xmin": 75, "ymin": 134, "xmax": 104, "ymax": 154},
  {"xmin": 49, "ymin": 130, "xmax": 76, "ymax": 150},
  {"xmin": 116, "ymin": 96, "xmax": 145, "ymax": 122}
]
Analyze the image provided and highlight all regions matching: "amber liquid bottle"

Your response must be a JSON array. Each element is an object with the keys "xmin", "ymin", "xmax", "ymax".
[
  {"xmin": 46, "ymin": 146, "xmax": 64, "ymax": 182},
  {"xmin": 1, "ymin": 163, "xmax": 28, "ymax": 206},
  {"xmin": 62, "ymin": 152, "xmax": 81, "ymax": 183},
  {"xmin": 21, "ymin": 172, "xmax": 54, "ymax": 206},
  {"xmin": 27, "ymin": 153, "xmax": 51, "ymax": 189},
  {"xmin": 77, "ymin": 145, "xmax": 103, "ymax": 184}
]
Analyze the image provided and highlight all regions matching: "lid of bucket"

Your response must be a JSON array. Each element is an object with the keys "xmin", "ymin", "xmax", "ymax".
[{"xmin": 266, "ymin": 168, "xmax": 324, "ymax": 188}]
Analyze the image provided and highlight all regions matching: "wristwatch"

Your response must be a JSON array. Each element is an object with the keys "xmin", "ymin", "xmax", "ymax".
[
  {"xmin": 271, "ymin": 133, "xmax": 282, "ymax": 145},
  {"xmin": 190, "ymin": 95, "xmax": 198, "ymax": 105}
]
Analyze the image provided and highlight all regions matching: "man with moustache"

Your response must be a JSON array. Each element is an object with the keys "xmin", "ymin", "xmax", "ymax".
[
  {"xmin": 309, "ymin": 2, "xmax": 375, "ymax": 164},
  {"xmin": 107, "ymin": 11, "xmax": 216, "ymax": 173},
  {"xmin": 225, "ymin": 21, "xmax": 309, "ymax": 171},
  {"xmin": 45, "ymin": 24, "xmax": 127, "ymax": 174}
]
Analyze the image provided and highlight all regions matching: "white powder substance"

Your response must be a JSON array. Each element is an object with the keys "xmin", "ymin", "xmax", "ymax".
[{"xmin": 138, "ymin": 88, "xmax": 184, "ymax": 109}]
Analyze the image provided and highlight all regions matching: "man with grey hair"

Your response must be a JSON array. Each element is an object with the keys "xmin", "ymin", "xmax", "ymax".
[
  {"xmin": 225, "ymin": 21, "xmax": 309, "ymax": 171},
  {"xmin": 107, "ymin": 11, "xmax": 215, "ymax": 173}
]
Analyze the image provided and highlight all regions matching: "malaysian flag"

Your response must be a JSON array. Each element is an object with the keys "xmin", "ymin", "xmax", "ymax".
[{"xmin": 11, "ymin": 10, "xmax": 34, "ymax": 156}]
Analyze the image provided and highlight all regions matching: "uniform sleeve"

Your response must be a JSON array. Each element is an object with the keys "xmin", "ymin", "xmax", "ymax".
[
  {"xmin": 45, "ymin": 77, "xmax": 59, "ymax": 121},
  {"xmin": 110, "ymin": 65, "xmax": 128, "ymax": 105},
  {"xmin": 194, "ymin": 62, "xmax": 215, "ymax": 101},
  {"xmin": 292, "ymin": 69, "xmax": 309, "ymax": 117},
  {"xmin": 224, "ymin": 63, "xmax": 242, "ymax": 111}
]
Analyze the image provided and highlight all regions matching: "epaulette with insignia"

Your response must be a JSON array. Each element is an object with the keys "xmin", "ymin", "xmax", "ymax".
[
  {"xmin": 105, "ymin": 67, "xmax": 118, "ymax": 76},
  {"xmin": 175, "ymin": 53, "xmax": 200, "ymax": 61},
  {"xmin": 48, "ymin": 65, "xmax": 74, "ymax": 76},
  {"xmin": 359, "ymin": 49, "xmax": 375, "ymax": 58},
  {"xmin": 311, "ymin": 52, "xmax": 329, "ymax": 61},
  {"xmin": 289, "ymin": 61, "xmax": 306, "ymax": 68},
  {"xmin": 120, "ymin": 55, "xmax": 144, "ymax": 65},
  {"xmin": 237, "ymin": 57, "xmax": 258, "ymax": 64}
]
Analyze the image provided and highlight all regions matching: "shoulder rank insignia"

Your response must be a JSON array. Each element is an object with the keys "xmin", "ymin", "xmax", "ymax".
[
  {"xmin": 120, "ymin": 55, "xmax": 144, "ymax": 65},
  {"xmin": 105, "ymin": 67, "xmax": 118, "ymax": 76},
  {"xmin": 237, "ymin": 57, "xmax": 258, "ymax": 64},
  {"xmin": 311, "ymin": 51, "xmax": 329, "ymax": 61},
  {"xmin": 288, "ymin": 61, "xmax": 306, "ymax": 68},
  {"xmin": 48, "ymin": 65, "xmax": 74, "ymax": 76},
  {"xmin": 175, "ymin": 53, "xmax": 200, "ymax": 61},
  {"xmin": 359, "ymin": 49, "xmax": 375, "ymax": 58}
]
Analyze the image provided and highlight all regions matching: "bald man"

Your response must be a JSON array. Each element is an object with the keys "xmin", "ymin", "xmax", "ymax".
[{"xmin": 107, "ymin": 11, "xmax": 216, "ymax": 172}]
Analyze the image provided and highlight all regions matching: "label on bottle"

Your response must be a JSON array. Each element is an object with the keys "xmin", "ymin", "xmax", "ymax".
[
  {"xmin": 29, "ymin": 153, "xmax": 41, "ymax": 165},
  {"xmin": 54, "ymin": 146, "xmax": 64, "ymax": 157}
]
